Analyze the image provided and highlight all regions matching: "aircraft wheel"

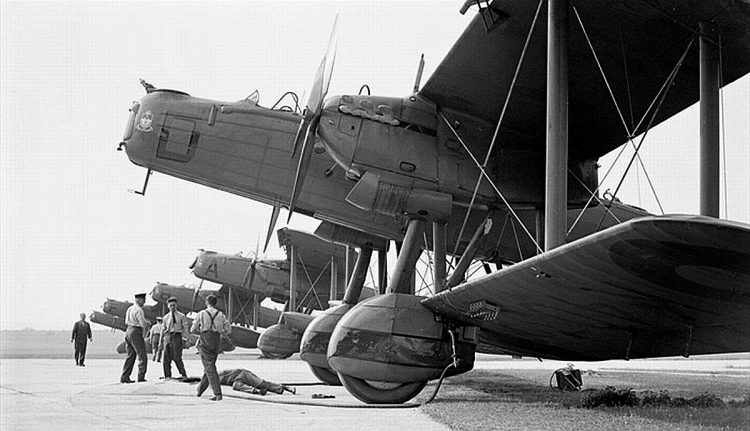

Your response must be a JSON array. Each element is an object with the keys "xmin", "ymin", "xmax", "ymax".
[
  {"xmin": 260, "ymin": 351, "xmax": 293, "ymax": 359},
  {"xmin": 308, "ymin": 365, "xmax": 341, "ymax": 386},
  {"xmin": 337, "ymin": 373, "xmax": 426, "ymax": 404}
]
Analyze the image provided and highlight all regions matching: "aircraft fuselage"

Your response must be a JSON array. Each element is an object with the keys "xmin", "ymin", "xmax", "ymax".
[{"xmin": 122, "ymin": 89, "xmax": 605, "ymax": 262}]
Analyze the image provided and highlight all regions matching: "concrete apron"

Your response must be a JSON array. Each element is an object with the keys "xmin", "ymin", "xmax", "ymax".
[{"xmin": 0, "ymin": 358, "xmax": 448, "ymax": 431}]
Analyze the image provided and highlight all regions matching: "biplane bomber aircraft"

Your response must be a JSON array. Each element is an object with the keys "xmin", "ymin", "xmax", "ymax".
[
  {"xmin": 118, "ymin": 0, "xmax": 750, "ymax": 403},
  {"xmin": 93, "ymin": 227, "xmax": 372, "ymax": 368}
]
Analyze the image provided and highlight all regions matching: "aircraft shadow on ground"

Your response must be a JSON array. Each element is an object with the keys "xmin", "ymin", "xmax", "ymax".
[{"xmin": 425, "ymin": 369, "xmax": 750, "ymax": 429}]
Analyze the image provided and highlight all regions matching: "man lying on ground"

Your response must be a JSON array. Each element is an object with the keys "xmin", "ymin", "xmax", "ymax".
[{"xmin": 196, "ymin": 368, "xmax": 296, "ymax": 397}]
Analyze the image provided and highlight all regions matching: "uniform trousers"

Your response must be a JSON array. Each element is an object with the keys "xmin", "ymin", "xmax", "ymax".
[
  {"xmin": 162, "ymin": 333, "xmax": 187, "ymax": 378},
  {"xmin": 74, "ymin": 339, "xmax": 88, "ymax": 365},
  {"xmin": 197, "ymin": 331, "xmax": 221, "ymax": 396},
  {"xmin": 150, "ymin": 335, "xmax": 161, "ymax": 362},
  {"xmin": 121, "ymin": 326, "xmax": 147, "ymax": 381}
]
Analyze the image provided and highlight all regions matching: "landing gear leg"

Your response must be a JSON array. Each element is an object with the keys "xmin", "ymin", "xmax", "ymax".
[
  {"xmin": 343, "ymin": 246, "xmax": 373, "ymax": 304},
  {"xmin": 388, "ymin": 218, "xmax": 425, "ymax": 294},
  {"xmin": 329, "ymin": 220, "xmax": 476, "ymax": 405}
]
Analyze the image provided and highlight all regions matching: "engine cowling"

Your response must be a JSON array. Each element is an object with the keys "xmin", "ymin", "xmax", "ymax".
[
  {"xmin": 257, "ymin": 312, "xmax": 315, "ymax": 359},
  {"xmin": 327, "ymin": 294, "xmax": 476, "ymax": 383},
  {"xmin": 228, "ymin": 325, "xmax": 260, "ymax": 349},
  {"xmin": 299, "ymin": 304, "xmax": 352, "ymax": 372},
  {"xmin": 116, "ymin": 340, "xmax": 153, "ymax": 354}
]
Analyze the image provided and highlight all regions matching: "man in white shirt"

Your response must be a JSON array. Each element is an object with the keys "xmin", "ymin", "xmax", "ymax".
[
  {"xmin": 149, "ymin": 317, "xmax": 163, "ymax": 362},
  {"xmin": 120, "ymin": 293, "xmax": 149, "ymax": 383},
  {"xmin": 160, "ymin": 297, "xmax": 189, "ymax": 379},
  {"xmin": 191, "ymin": 294, "xmax": 230, "ymax": 401}
]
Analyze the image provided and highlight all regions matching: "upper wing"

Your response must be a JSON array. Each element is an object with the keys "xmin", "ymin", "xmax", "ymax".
[
  {"xmin": 420, "ymin": 0, "xmax": 750, "ymax": 161},
  {"xmin": 423, "ymin": 216, "xmax": 750, "ymax": 360}
]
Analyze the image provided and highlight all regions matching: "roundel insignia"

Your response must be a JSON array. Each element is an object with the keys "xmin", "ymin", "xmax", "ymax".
[{"xmin": 136, "ymin": 111, "xmax": 153, "ymax": 132}]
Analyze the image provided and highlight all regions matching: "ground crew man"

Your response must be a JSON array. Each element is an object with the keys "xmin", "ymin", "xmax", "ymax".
[
  {"xmin": 161, "ymin": 297, "xmax": 189, "ymax": 379},
  {"xmin": 120, "ymin": 293, "xmax": 149, "ymax": 383},
  {"xmin": 191, "ymin": 294, "xmax": 229, "ymax": 401},
  {"xmin": 196, "ymin": 368, "xmax": 295, "ymax": 396},
  {"xmin": 149, "ymin": 317, "xmax": 163, "ymax": 362},
  {"xmin": 71, "ymin": 313, "xmax": 92, "ymax": 366}
]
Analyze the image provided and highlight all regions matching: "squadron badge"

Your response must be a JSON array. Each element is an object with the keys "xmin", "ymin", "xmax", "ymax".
[{"xmin": 136, "ymin": 111, "xmax": 153, "ymax": 132}]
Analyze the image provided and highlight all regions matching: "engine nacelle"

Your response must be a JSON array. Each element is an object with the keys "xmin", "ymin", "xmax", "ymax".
[
  {"xmin": 116, "ymin": 340, "xmax": 153, "ymax": 354},
  {"xmin": 228, "ymin": 325, "xmax": 260, "ymax": 349},
  {"xmin": 327, "ymin": 294, "xmax": 476, "ymax": 383},
  {"xmin": 300, "ymin": 303, "xmax": 352, "ymax": 370},
  {"xmin": 257, "ymin": 312, "xmax": 315, "ymax": 359},
  {"xmin": 90, "ymin": 311, "xmax": 126, "ymax": 332}
]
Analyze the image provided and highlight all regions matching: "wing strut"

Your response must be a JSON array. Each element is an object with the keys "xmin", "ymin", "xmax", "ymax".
[
  {"xmin": 699, "ymin": 22, "xmax": 720, "ymax": 218},
  {"xmin": 447, "ymin": 218, "xmax": 490, "ymax": 288},
  {"xmin": 544, "ymin": 0, "xmax": 569, "ymax": 250}
]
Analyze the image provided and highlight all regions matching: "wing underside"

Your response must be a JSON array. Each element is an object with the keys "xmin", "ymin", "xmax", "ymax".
[
  {"xmin": 277, "ymin": 227, "xmax": 357, "ymax": 272},
  {"xmin": 423, "ymin": 216, "xmax": 750, "ymax": 360},
  {"xmin": 420, "ymin": 0, "xmax": 750, "ymax": 161}
]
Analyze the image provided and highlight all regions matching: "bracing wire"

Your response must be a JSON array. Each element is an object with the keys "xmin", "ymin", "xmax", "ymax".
[
  {"xmin": 572, "ymin": 5, "xmax": 664, "ymax": 214},
  {"xmin": 569, "ymin": 36, "xmax": 695, "ymax": 234},
  {"xmin": 451, "ymin": 0, "xmax": 544, "ymax": 259},
  {"xmin": 594, "ymin": 37, "xmax": 696, "ymax": 231},
  {"xmin": 440, "ymin": 112, "xmax": 543, "ymax": 254}
]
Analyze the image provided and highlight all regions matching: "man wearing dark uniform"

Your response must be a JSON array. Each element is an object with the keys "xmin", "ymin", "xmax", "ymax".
[
  {"xmin": 120, "ymin": 293, "xmax": 149, "ymax": 383},
  {"xmin": 196, "ymin": 368, "xmax": 295, "ymax": 396},
  {"xmin": 160, "ymin": 297, "xmax": 189, "ymax": 379},
  {"xmin": 191, "ymin": 294, "xmax": 229, "ymax": 401},
  {"xmin": 71, "ymin": 313, "xmax": 92, "ymax": 366}
]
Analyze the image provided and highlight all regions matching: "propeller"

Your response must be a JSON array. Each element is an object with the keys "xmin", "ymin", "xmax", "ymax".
[
  {"xmin": 287, "ymin": 15, "xmax": 339, "ymax": 223},
  {"xmin": 148, "ymin": 283, "xmax": 166, "ymax": 314},
  {"xmin": 242, "ymin": 237, "xmax": 261, "ymax": 294},
  {"xmin": 191, "ymin": 278, "xmax": 204, "ymax": 311}
]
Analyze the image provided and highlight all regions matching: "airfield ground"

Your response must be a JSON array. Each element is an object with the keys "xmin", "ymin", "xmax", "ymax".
[{"xmin": 0, "ymin": 332, "xmax": 748, "ymax": 430}]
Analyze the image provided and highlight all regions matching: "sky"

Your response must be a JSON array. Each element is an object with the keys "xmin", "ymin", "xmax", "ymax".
[{"xmin": 1, "ymin": 1, "xmax": 748, "ymax": 330}]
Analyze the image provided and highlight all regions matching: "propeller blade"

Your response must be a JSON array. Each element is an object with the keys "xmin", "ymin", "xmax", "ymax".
[
  {"xmin": 287, "ymin": 15, "xmax": 338, "ymax": 223},
  {"xmin": 306, "ymin": 14, "xmax": 338, "ymax": 114},
  {"xmin": 290, "ymin": 114, "xmax": 309, "ymax": 158},
  {"xmin": 191, "ymin": 279, "xmax": 204, "ymax": 311},
  {"xmin": 287, "ymin": 119, "xmax": 317, "ymax": 223},
  {"xmin": 263, "ymin": 205, "xmax": 280, "ymax": 253},
  {"xmin": 246, "ymin": 263, "xmax": 257, "ymax": 293}
]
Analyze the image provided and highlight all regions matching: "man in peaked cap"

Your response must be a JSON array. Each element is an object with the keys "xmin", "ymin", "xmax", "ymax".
[
  {"xmin": 160, "ymin": 296, "xmax": 189, "ymax": 379},
  {"xmin": 120, "ymin": 293, "xmax": 149, "ymax": 383}
]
